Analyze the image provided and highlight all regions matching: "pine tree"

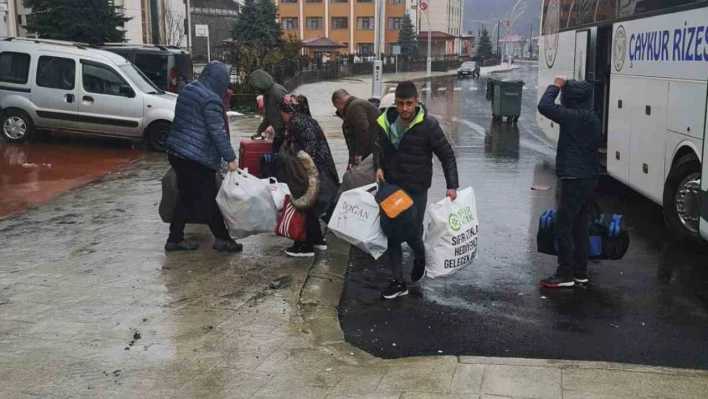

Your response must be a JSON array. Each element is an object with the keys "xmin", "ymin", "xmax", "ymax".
[
  {"xmin": 233, "ymin": 0, "xmax": 263, "ymax": 45},
  {"xmin": 476, "ymin": 28, "xmax": 494, "ymax": 60},
  {"xmin": 234, "ymin": 0, "xmax": 283, "ymax": 54},
  {"xmin": 24, "ymin": 0, "xmax": 131, "ymax": 44},
  {"xmin": 256, "ymin": 0, "xmax": 284, "ymax": 51},
  {"xmin": 398, "ymin": 14, "xmax": 418, "ymax": 59}
]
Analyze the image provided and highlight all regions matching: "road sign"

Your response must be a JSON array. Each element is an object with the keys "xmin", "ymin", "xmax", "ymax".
[
  {"xmin": 392, "ymin": 45, "xmax": 401, "ymax": 56},
  {"xmin": 420, "ymin": 1, "xmax": 428, "ymax": 11},
  {"xmin": 195, "ymin": 24, "xmax": 209, "ymax": 37}
]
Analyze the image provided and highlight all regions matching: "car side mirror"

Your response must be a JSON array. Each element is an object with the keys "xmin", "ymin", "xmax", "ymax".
[{"xmin": 120, "ymin": 85, "xmax": 135, "ymax": 98}]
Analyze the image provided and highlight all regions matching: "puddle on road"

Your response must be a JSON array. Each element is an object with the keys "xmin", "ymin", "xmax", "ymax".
[{"xmin": 0, "ymin": 138, "xmax": 145, "ymax": 218}]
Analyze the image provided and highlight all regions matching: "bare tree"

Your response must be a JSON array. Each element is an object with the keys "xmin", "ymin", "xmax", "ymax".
[{"xmin": 159, "ymin": 0, "xmax": 185, "ymax": 47}]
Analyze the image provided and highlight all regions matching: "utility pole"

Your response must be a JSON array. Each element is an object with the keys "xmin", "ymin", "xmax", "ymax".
[
  {"xmin": 496, "ymin": 20, "xmax": 500, "ymax": 61},
  {"xmin": 186, "ymin": 0, "xmax": 192, "ymax": 53}
]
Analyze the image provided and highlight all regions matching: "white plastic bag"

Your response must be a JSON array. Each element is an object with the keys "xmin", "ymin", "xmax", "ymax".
[
  {"xmin": 423, "ymin": 187, "xmax": 479, "ymax": 278},
  {"xmin": 327, "ymin": 183, "xmax": 387, "ymax": 259},
  {"xmin": 217, "ymin": 169, "xmax": 278, "ymax": 239},
  {"xmin": 262, "ymin": 177, "xmax": 291, "ymax": 211}
]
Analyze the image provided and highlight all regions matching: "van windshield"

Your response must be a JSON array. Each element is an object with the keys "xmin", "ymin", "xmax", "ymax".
[{"xmin": 119, "ymin": 64, "xmax": 163, "ymax": 94}]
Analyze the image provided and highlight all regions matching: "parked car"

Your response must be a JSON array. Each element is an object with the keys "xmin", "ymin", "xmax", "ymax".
[
  {"xmin": 457, "ymin": 61, "xmax": 480, "ymax": 78},
  {"xmin": 0, "ymin": 38, "xmax": 176, "ymax": 151},
  {"xmin": 99, "ymin": 44, "xmax": 193, "ymax": 93}
]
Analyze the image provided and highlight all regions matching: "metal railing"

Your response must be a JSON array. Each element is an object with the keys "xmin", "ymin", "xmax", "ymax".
[{"xmin": 195, "ymin": 54, "xmax": 470, "ymax": 112}]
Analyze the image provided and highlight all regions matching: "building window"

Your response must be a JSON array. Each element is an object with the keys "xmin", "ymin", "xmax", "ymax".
[
  {"xmin": 331, "ymin": 0, "xmax": 348, "ymax": 3},
  {"xmin": 281, "ymin": 0, "xmax": 297, "ymax": 3},
  {"xmin": 306, "ymin": 0, "xmax": 322, "ymax": 2},
  {"xmin": 388, "ymin": 17, "xmax": 401, "ymax": 30},
  {"xmin": 282, "ymin": 17, "xmax": 298, "ymax": 30},
  {"xmin": 357, "ymin": 17, "xmax": 374, "ymax": 30},
  {"xmin": 357, "ymin": 43, "xmax": 374, "ymax": 55},
  {"xmin": 358, "ymin": 0, "xmax": 373, "ymax": 2},
  {"xmin": 388, "ymin": 0, "xmax": 404, "ymax": 4},
  {"xmin": 332, "ymin": 17, "xmax": 348, "ymax": 29},
  {"xmin": 306, "ymin": 17, "xmax": 322, "ymax": 30},
  {"xmin": 0, "ymin": 52, "xmax": 30, "ymax": 84}
]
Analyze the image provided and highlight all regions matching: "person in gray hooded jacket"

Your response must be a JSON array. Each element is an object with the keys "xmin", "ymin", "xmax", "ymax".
[{"xmin": 164, "ymin": 61, "xmax": 242, "ymax": 253}]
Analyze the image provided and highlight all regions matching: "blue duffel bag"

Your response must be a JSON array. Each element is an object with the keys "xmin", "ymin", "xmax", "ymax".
[{"xmin": 537, "ymin": 209, "xmax": 630, "ymax": 260}]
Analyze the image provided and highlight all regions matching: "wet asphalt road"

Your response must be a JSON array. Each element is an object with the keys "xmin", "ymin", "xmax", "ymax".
[{"xmin": 339, "ymin": 66, "xmax": 708, "ymax": 369}]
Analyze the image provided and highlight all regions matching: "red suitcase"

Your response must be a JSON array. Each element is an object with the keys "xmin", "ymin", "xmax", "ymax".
[{"xmin": 238, "ymin": 140, "xmax": 273, "ymax": 177}]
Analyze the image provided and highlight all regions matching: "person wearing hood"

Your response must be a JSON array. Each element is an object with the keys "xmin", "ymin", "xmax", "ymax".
[
  {"xmin": 373, "ymin": 81, "xmax": 459, "ymax": 299},
  {"xmin": 537, "ymin": 77, "xmax": 601, "ymax": 288},
  {"xmin": 279, "ymin": 93, "xmax": 339, "ymax": 258},
  {"xmin": 164, "ymin": 61, "xmax": 243, "ymax": 253},
  {"xmin": 248, "ymin": 69, "xmax": 288, "ymax": 151}
]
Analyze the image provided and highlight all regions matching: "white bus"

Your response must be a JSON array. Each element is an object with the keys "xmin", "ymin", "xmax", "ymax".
[{"xmin": 537, "ymin": 0, "xmax": 708, "ymax": 243}]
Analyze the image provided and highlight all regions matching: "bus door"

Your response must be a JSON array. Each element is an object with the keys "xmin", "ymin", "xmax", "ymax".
[
  {"xmin": 701, "ymin": 124, "xmax": 708, "ymax": 240},
  {"xmin": 589, "ymin": 26, "xmax": 613, "ymax": 147},
  {"xmin": 573, "ymin": 29, "xmax": 590, "ymax": 80}
]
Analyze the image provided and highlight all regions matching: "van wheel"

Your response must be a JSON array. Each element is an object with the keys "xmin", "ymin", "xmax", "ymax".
[
  {"xmin": 147, "ymin": 121, "xmax": 170, "ymax": 152},
  {"xmin": 1, "ymin": 109, "xmax": 35, "ymax": 143},
  {"xmin": 663, "ymin": 153, "xmax": 702, "ymax": 244}
]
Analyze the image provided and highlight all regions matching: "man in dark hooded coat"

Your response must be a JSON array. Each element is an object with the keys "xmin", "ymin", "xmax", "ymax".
[
  {"xmin": 164, "ymin": 61, "xmax": 242, "ymax": 253},
  {"xmin": 537, "ymin": 77, "xmax": 601, "ymax": 288}
]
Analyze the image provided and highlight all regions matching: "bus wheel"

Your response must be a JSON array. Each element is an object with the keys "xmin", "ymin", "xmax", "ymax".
[{"xmin": 663, "ymin": 153, "xmax": 702, "ymax": 243}]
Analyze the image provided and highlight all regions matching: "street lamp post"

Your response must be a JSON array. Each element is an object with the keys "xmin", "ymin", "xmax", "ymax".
[
  {"xmin": 421, "ymin": 1, "xmax": 432, "ymax": 76},
  {"xmin": 371, "ymin": 0, "xmax": 385, "ymax": 98},
  {"xmin": 505, "ymin": 0, "xmax": 526, "ymax": 63}
]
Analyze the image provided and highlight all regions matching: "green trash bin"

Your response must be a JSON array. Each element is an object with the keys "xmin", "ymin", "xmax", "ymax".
[{"xmin": 486, "ymin": 79, "xmax": 524, "ymax": 123}]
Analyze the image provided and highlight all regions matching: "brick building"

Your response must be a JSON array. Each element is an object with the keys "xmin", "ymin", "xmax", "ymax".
[{"xmin": 276, "ymin": 0, "xmax": 415, "ymax": 56}]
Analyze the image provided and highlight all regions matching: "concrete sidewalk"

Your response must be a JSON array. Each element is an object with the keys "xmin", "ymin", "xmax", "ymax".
[{"xmin": 1, "ymin": 72, "xmax": 707, "ymax": 399}]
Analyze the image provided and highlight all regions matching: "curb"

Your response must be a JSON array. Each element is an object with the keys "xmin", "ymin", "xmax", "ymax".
[
  {"xmin": 296, "ymin": 237, "xmax": 708, "ymax": 377},
  {"xmin": 296, "ymin": 233, "xmax": 378, "ymax": 365}
]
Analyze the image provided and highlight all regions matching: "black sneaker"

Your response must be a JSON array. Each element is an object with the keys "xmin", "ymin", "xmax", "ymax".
[
  {"xmin": 213, "ymin": 239, "xmax": 243, "ymax": 253},
  {"xmin": 313, "ymin": 239, "xmax": 328, "ymax": 251},
  {"xmin": 411, "ymin": 259, "xmax": 426, "ymax": 283},
  {"xmin": 573, "ymin": 273, "xmax": 589, "ymax": 284},
  {"xmin": 165, "ymin": 240, "xmax": 198, "ymax": 252},
  {"xmin": 540, "ymin": 274, "xmax": 575, "ymax": 288},
  {"xmin": 382, "ymin": 280, "xmax": 409, "ymax": 300},
  {"xmin": 285, "ymin": 243, "xmax": 315, "ymax": 258}
]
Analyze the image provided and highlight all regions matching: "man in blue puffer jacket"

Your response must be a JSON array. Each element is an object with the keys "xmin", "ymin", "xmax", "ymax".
[
  {"xmin": 537, "ymin": 77, "xmax": 601, "ymax": 288},
  {"xmin": 164, "ymin": 61, "xmax": 242, "ymax": 253}
]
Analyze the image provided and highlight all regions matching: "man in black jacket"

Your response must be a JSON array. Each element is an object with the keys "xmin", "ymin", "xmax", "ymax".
[
  {"xmin": 537, "ymin": 77, "xmax": 601, "ymax": 288},
  {"xmin": 374, "ymin": 81, "xmax": 459, "ymax": 299},
  {"xmin": 331, "ymin": 89, "xmax": 380, "ymax": 169}
]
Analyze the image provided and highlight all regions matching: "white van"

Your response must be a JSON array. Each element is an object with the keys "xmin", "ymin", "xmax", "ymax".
[{"xmin": 0, "ymin": 38, "xmax": 177, "ymax": 151}]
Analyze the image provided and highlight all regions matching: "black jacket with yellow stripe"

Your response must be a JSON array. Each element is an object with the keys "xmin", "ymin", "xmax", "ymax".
[{"xmin": 373, "ymin": 105, "xmax": 458, "ymax": 193}]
